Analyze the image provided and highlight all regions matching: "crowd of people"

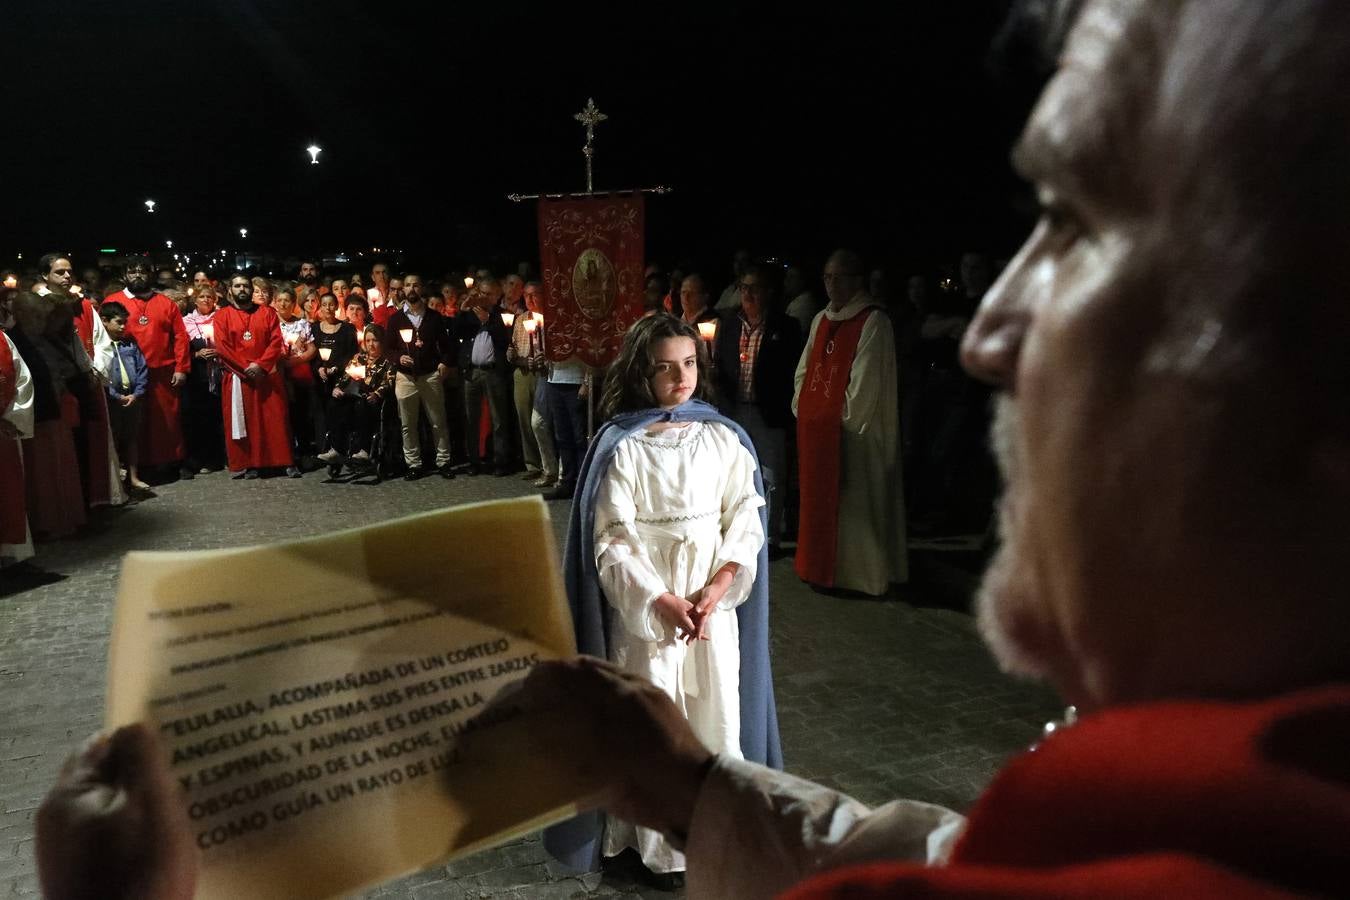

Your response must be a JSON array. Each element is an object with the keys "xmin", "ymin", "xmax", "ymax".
[{"xmin": 1, "ymin": 246, "xmax": 996, "ymax": 591}]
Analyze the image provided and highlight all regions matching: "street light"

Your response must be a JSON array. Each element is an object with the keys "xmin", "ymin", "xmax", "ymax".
[
  {"xmin": 239, "ymin": 228, "xmax": 248, "ymax": 239},
  {"xmin": 165, "ymin": 240, "xmax": 173, "ymax": 249},
  {"xmin": 306, "ymin": 144, "xmax": 322, "ymax": 164},
  {"xmin": 145, "ymin": 199, "xmax": 156, "ymax": 213}
]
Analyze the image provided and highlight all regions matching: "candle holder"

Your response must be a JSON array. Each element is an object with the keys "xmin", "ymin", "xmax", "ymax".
[
  {"xmin": 201, "ymin": 323, "xmax": 215, "ymax": 346},
  {"xmin": 399, "ymin": 328, "xmax": 414, "ymax": 345},
  {"xmin": 463, "ymin": 275, "xmax": 475, "ymax": 289},
  {"xmin": 346, "ymin": 363, "xmax": 367, "ymax": 381},
  {"xmin": 318, "ymin": 347, "xmax": 333, "ymax": 362},
  {"xmin": 501, "ymin": 312, "xmax": 516, "ymax": 327},
  {"xmin": 523, "ymin": 318, "xmax": 538, "ymax": 334},
  {"xmin": 532, "ymin": 311, "xmax": 544, "ymax": 324},
  {"xmin": 697, "ymin": 321, "xmax": 718, "ymax": 342}
]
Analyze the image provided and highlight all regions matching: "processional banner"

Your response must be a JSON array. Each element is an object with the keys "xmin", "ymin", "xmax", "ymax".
[{"xmin": 537, "ymin": 194, "xmax": 645, "ymax": 368}]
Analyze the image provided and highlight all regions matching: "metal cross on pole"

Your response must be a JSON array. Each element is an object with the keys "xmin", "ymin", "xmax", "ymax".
[{"xmin": 574, "ymin": 98, "xmax": 608, "ymax": 194}]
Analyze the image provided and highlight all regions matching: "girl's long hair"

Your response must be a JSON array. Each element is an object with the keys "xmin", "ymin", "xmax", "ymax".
[{"xmin": 598, "ymin": 313, "xmax": 716, "ymax": 422}]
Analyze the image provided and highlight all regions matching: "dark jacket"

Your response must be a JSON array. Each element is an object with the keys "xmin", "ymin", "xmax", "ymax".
[
  {"xmin": 454, "ymin": 306, "xmax": 512, "ymax": 374},
  {"xmin": 106, "ymin": 339, "xmax": 150, "ymax": 399},
  {"xmin": 713, "ymin": 310, "xmax": 803, "ymax": 428},
  {"xmin": 387, "ymin": 307, "xmax": 454, "ymax": 377}
]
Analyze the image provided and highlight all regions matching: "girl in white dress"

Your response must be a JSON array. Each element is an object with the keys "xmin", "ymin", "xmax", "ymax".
[{"xmin": 592, "ymin": 315, "xmax": 766, "ymax": 877}]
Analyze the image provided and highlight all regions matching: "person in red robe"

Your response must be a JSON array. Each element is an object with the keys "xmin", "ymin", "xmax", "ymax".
[
  {"xmin": 212, "ymin": 273, "xmax": 296, "ymax": 479},
  {"xmin": 0, "ymin": 327, "xmax": 35, "ymax": 567},
  {"xmin": 109, "ymin": 260, "xmax": 191, "ymax": 480},
  {"xmin": 39, "ymin": 254, "xmax": 126, "ymax": 508}
]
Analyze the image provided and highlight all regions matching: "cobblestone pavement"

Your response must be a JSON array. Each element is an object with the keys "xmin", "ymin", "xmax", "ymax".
[{"xmin": 0, "ymin": 468, "xmax": 1059, "ymax": 899}]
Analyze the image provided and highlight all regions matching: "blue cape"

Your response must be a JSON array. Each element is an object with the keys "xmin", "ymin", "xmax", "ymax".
[{"xmin": 544, "ymin": 399, "xmax": 783, "ymax": 872}]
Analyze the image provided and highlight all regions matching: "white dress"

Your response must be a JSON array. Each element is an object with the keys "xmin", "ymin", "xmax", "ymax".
[{"xmin": 593, "ymin": 420, "xmax": 766, "ymax": 873}]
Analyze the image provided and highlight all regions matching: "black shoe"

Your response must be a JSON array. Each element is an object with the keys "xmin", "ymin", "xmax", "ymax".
[
  {"xmin": 542, "ymin": 482, "xmax": 575, "ymax": 501},
  {"xmin": 465, "ymin": 463, "xmax": 482, "ymax": 476},
  {"xmin": 404, "ymin": 470, "xmax": 421, "ymax": 482},
  {"xmin": 286, "ymin": 466, "xmax": 303, "ymax": 479},
  {"xmin": 178, "ymin": 467, "xmax": 195, "ymax": 481},
  {"xmin": 492, "ymin": 465, "xmax": 512, "ymax": 477},
  {"xmin": 439, "ymin": 464, "xmax": 456, "ymax": 479},
  {"xmin": 244, "ymin": 469, "xmax": 260, "ymax": 480},
  {"xmin": 231, "ymin": 470, "xmax": 247, "ymax": 480}
]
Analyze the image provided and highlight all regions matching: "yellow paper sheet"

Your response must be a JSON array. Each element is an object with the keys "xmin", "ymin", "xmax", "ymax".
[{"xmin": 105, "ymin": 496, "xmax": 584, "ymax": 900}]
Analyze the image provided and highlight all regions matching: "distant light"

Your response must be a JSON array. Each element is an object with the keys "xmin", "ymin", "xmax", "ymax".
[
  {"xmin": 165, "ymin": 239, "xmax": 173, "ymax": 249},
  {"xmin": 2, "ymin": 276, "xmax": 16, "ymax": 289},
  {"xmin": 306, "ymin": 144, "xmax": 322, "ymax": 164},
  {"xmin": 99, "ymin": 248, "xmax": 117, "ymax": 254},
  {"xmin": 240, "ymin": 228, "xmax": 248, "ymax": 239},
  {"xmin": 145, "ymin": 199, "xmax": 156, "ymax": 213}
]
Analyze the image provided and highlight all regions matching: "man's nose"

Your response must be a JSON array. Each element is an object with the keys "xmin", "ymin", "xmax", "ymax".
[{"xmin": 960, "ymin": 255, "xmax": 1031, "ymax": 391}]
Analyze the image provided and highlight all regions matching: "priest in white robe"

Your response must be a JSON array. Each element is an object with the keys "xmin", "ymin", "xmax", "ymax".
[{"xmin": 792, "ymin": 250, "xmax": 907, "ymax": 596}]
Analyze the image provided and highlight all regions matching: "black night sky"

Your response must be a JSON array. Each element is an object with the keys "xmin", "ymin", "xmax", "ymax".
[{"xmin": 5, "ymin": 1, "xmax": 1039, "ymax": 276}]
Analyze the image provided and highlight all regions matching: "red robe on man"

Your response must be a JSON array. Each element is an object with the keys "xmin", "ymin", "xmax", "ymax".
[
  {"xmin": 112, "ymin": 288, "xmax": 191, "ymax": 467},
  {"xmin": 213, "ymin": 303, "xmax": 293, "ymax": 471},
  {"xmin": 783, "ymin": 686, "xmax": 1350, "ymax": 899}
]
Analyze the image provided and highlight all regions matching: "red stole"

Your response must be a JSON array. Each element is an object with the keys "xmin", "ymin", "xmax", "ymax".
[
  {"xmin": 794, "ymin": 307, "xmax": 875, "ymax": 587},
  {"xmin": 0, "ymin": 335, "xmax": 25, "ymax": 545},
  {"xmin": 74, "ymin": 299, "xmax": 98, "ymax": 358},
  {"xmin": 786, "ymin": 686, "xmax": 1350, "ymax": 899}
]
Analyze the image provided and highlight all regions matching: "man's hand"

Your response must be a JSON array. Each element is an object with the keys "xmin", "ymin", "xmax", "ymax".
[
  {"xmin": 244, "ymin": 363, "xmax": 265, "ymax": 381},
  {"xmin": 436, "ymin": 363, "xmax": 449, "ymax": 379},
  {"xmin": 399, "ymin": 355, "xmax": 414, "ymax": 368},
  {"xmin": 121, "ymin": 395, "xmax": 137, "ymax": 408},
  {"xmin": 36, "ymin": 724, "xmax": 198, "ymax": 900},
  {"xmin": 332, "ymin": 387, "xmax": 343, "ymax": 399},
  {"xmin": 515, "ymin": 658, "xmax": 714, "ymax": 837},
  {"xmin": 170, "ymin": 372, "xmax": 187, "ymax": 389},
  {"xmin": 195, "ymin": 348, "xmax": 217, "ymax": 360}
]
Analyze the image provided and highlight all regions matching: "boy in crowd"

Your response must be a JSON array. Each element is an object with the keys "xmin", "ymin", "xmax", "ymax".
[{"xmin": 99, "ymin": 302, "xmax": 150, "ymax": 491}]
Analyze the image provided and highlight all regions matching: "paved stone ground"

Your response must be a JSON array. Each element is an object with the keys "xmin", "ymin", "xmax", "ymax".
[{"xmin": 0, "ymin": 468, "xmax": 1059, "ymax": 899}]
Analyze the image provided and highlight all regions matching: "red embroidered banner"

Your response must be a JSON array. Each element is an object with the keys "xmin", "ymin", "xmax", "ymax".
[{"xmin": 538, "ymin": 194, "xmax": 645, "ymax": 367}]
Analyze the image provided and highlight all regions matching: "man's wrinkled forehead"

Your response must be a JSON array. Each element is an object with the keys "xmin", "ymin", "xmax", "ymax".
[{"xmin": 1014, "ymin": 0, "xmax": 1160, "ymax": 201}]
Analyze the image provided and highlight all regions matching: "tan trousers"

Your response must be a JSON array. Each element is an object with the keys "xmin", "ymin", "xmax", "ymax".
[
  {"xmin": 395, "ymin": 371, "xmax": 451, "ymax": 468},
  {"xmin": 514, "ymin": 369, "xmax": 543, "ymax": 472}
]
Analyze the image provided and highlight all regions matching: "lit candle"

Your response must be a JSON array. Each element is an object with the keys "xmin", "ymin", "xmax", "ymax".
[
  {"xmin": 187, "ymin": 287, "xmax": 195, "ymax": 297},
  {"xmin": 201, "ymin": 323, "xmax": 215, "ymax": 345},
  {"xmin": 346, "ymin": 363, "xmax": 367, "ymax": 381},
  {"xmin": 697, "ymin": 321, "xmax": 718, "ymax": 342},
  {"xmin": 531, "ymin": 311, "xmax": 544, "ymax": 324},
  {"xmin": 523, "ymin": 317, "xmax": 538, "ymax": 356},
  {"xmin": 399, "ymin": 328, "xmax": 414, "ymax": 345},
  {"xmin": 463, "ymin": 275, "xmax": 475, "ymax": 289},
  {"xmin": 501, "ymin": 312, "xmax": 515, "ymax": 328},
  {"xmin": 3, "ymin": 276, "xmax": 16, "ymax": 289},
  {"xmin": 318, "ymin": 347, "xmax": 332, "ymax": 362}
]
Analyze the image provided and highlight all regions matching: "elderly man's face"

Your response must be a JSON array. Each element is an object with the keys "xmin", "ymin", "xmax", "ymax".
[{"xmin": 960, "ymin": 2, "xmax": 1312, "ymax": 708}]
